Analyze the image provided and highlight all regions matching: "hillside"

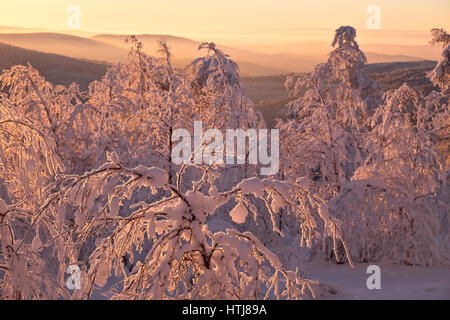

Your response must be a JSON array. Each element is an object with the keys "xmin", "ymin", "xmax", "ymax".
[
  {"xmin": 0, "ymin": 32, "xmax": 128, "ymax": 63},
  {"xmin": 0, "ymin": 32, "xmax": 290, "ymax": 75},
  {"xmin": 0, "ymin": 31, "xmax": 432, "ymax": 76},
  {"xmin": 0, "ymin": 42, "xmax": 109, "ymax": 90},
  {"xmin": 0, "ymin": 42, "xmax": 439, "ymax": 124},
  {"xmin": 365, "ymin": 60, "xmax": 438, "ymax": 93},
  {"xmin": 242, "ymin": 60, "xmax": 438, "ymax": 127},
  {"xmin": 245, "ymin": 41, "xmax": 442, "ymax": 62}
]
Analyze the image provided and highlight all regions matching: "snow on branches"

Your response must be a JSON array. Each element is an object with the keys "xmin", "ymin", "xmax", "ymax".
[
  {"xmin": 328, "ymin": 84, "xmax": 449, "ymax": 266},
  {"xmin": 0, "ymin": 37, "xmax": 343, "ymax": 299},
  {"xmin": 187, "ymin": 42, "xmax": 263, "ymax": 130},
  {"xmin": 428, "ymin": 29, "xmax": 449, "ymax": 96},
  {"xmin": 429, "ymin": 44, "xmax": 450, "ymax": 96},
  {"xmin": 285, "ymin": 26, "xmax": 381, "ymax": 125},
  {"xmin": 0, "ymin": 28, "xmax": 448, "ymax": 300},
  {"xmin": 40, "ymin": 153, "xmax": 339, "ymax": 300},
  {"xmin": 278, "ymin": 26, "xmax": 448, "ymax": 266}
]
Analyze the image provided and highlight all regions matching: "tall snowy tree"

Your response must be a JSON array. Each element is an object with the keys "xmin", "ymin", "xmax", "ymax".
[
  {"xmin": 187, "ymin": 42, "xmax": 263, "ymax": 130},
  {"xmin": 428, "ymin": 28, "xmax": 450, "ymax": 96},
  {"xmin": 279, "ymin": 26, "xmax": 377, "ymax": 199}
]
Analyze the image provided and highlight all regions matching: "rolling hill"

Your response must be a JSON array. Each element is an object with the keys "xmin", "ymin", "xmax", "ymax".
[
  {"xmin": 0, "ymin": 32, "xmax": 128, "ymax": 63},
  {"xmin": 0, "ymin": 30, "xmax": 434, "ymax": 76},
  {"xmin": 0, "ymin": 42, "xmax": 109, "ymax": 90},
  {"xmin": 0, "ymin": 32, "xmax": 288, "ymax": 75},
  {"xmin": 0, "ymin": 41, "xmax": 437, "ymax": 103},
  {"xmin": 0, "ymin": 43, "xmax": 445, "ymax": 160},
  {"xmin": 241, "ymin": 60, "xmax": 438, "ymax": 127}
]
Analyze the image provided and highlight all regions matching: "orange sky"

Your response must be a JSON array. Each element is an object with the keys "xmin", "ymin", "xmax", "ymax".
[{"xmin": 1, "ymin": 0, "xmax": 449, "ymax": 44}]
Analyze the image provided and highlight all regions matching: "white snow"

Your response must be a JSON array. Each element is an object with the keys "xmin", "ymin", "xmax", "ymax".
[
  {"xmin": 302, "ymin": 262, "xmax": 450, "ymax": 300},
  {"xmin": 0, "ymin": 26, "xmax": 448, "ymax": 300},
  {"xmin": 229, "ymin": 202, "xmax": 249, "ymax": 224}
]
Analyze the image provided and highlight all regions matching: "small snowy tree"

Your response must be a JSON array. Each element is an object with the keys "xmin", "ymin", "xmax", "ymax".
[
  {"xmin": 0, "ymin": 64, "xmax": 87, "ymax": 172},
  {"xmin": 187, "ymin": 42, "xmax": 263, "ymax": 130},
  {"xmin": 0, "ymin": 98, "xmax": 69, "ymax": 299},
  {"xmin": 429, "ymin": 28, "xmax": 450, "ymax": 48},
  {"xmin": 285, "ymin": 26, "xmax": 381, "ymax": 127},
  {"xmin": 40, "ymin": 153, "xmax": 344, "ymax": 300},
  {"xmin": 327, "ymin": 84, "xmax": 448, "ymax": 266},
  {"xmin": 428, "ymin": 28, "xmax": 450, "ymax": 96},
  {"xmin": 278, "ymin": 102, "xmax": 362, "ymax": 199},
  {"xmin": 86, "ymin": 37, "xmax": 195, "ymax": 181}
]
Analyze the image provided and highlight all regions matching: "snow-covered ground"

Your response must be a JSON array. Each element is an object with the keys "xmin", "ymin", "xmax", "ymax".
[
  {"xmin": 303, "ymin": 262, "xmax": 450, "ymax": 300},
  {"xmin": 91, "ymin": 261, "xmax": 449, "ymax": 300}
]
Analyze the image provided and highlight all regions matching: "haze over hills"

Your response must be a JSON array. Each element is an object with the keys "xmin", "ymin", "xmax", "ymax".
[
  {"xmin": 0, "ymin": 42, "xmax": 437, "ymax": 119},
  {"xmin": 0, "ymin": 26, "xmax": 50, "ymax": 33},
  {"xmin": 0, "ymin": 32, "xmax": 287, "ymax": 75},
  {"xmin": 238, "ymin": 41, "xmax": 442, "ymax": 61},
  {"xmin": 0, "ymin": 39, "xmax": 442, "ymax": 154},
  {"xmin": 91, "ymin": 34, "xmax": 200, "ymax": 56},
  {"xmin": 0, "ymin": 25, "xmax": 97, "ymax": 37},
  {"xmin": 0, "ymin": 28, "xmax": 440, "ymax": 76},
  {"xmin": 0, "ymin": 32, "xmax": 128, "ymax": 64},
  {"xmin": 0, "ymin": 42, "xmax": 109, "ymax": 91},
  {"xmin": 0, "ymin": 27, "xmax": 440, "ymax": 115}
]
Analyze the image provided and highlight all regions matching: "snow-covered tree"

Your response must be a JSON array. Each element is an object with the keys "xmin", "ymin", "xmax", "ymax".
[
  {"xmin": 429, "ymin": 28, "xmax": 450, "ymax": 48},
  {"xmin": 187, "ymin": 42, "xmax": 263, "ymax": 130},
  {"xmin": 86, "ymin": 37, "xmax": 196, "ymax": 183},
  {"xmin": 278, "ymin": 102, "xmax": 362, "ymax": 200},
  {"xmin": 0, "ymin": 36, "xmax": 351, "ymax": 299},
  {"xmin": 1, "ymin": 26, "xmax": 447, "ymax": 300},
  {"xmin": 428, "ymin": 28, "xmax": 450, "ymax": 96},
  {"xmin": 39, "ymin": 153, "xmax": 344, "ymax": 299},
  {"xmin": 0, "ymin": 64, "xmax": 87, "ymax": 172},
  {"xmin": 0, "ymin": 97, "xmax": 69, "ymax": 299},
  {"xmin": 278, "ymin": 27, "xmax": 448, "ymax": 267},
  {"xmin": 279, "ymin": 26, "xmax": 374, "ymax": 199},
  {"xmin": 327, "ymin": 84, "xmax": 449, "ymax": 265},
  {"xmin": 285, "ymin": 26, "xmax": 381, "ymax": 128}
]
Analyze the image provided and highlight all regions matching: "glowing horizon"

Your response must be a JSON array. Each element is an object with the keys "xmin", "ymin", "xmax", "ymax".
[{"xmin": 0, "ymin": 0, "xmax": 449, "ymax": 45}]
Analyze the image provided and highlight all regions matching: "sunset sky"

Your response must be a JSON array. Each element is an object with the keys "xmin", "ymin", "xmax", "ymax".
[{"xmin": 0, "ymin": 0, "xmax": 449, "ymax": 44}]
